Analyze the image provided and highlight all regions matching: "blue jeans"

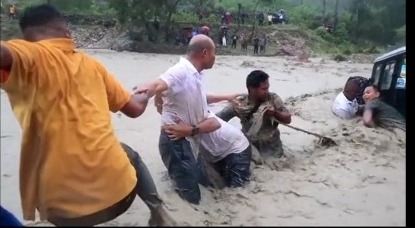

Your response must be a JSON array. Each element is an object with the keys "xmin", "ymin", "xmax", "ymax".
[
  {"xmin": 158, "ymin": 130, "xmax": 210, "ymax": 205},
  {"xmin": 1, "ymin": 206, "xmax": 23, "ymax": 226},
  {"xmin": 209, "ymin": 145, "xmax": 252, "ymax": 187}
]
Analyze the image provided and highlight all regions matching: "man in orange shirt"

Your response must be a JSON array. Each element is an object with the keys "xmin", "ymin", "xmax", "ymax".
[{"xmin": 0, "ymin": 4, "xmax": 175, "ymax": 226}]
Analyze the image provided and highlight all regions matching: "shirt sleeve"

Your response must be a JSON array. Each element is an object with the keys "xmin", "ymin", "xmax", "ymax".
[
  {"xmin": 215, "ymin": 104, "xmax": 237, "ymax": 122},
  {"xmin": 271, "ymin": 93, "xmax": 289, "ymax": 112},
  {"xmin": 1, "ymin": 40, "xmax": 37, "ymax": 91},
  {"xmin": 158, "ymin": 65, "xmax": 185, "ymax": 95},
  {"xmin": 97, "ymin": 62, "xmax": 131, "ymax": 112}
]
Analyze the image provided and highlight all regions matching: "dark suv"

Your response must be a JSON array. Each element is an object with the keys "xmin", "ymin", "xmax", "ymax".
[{"xmin": 370, "ymin": 46, "xmax": 406, "ymax": 117}]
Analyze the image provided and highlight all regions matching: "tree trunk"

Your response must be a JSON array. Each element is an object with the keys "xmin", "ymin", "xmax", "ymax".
[
  {"xmin": 237, "ymin": 3, "xmax": 242, "ymax": 30},
  {"xmin": 164, "ymin": 0, "xmax": 181, "ymax": 43},
  {"xmin": 249, "ymin": 0, "xmax": 260, "ymax": 42},
  {"xmin": 334, "ymin": 0, "xmax": 339, "ymax": 29}
]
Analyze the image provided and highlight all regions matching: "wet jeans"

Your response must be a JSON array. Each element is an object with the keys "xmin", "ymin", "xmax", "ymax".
[
  {"xmin": 120, "ymin": 143, "xmax": 164, "ymax": 211},
  {"xmin": 207, "ymin": 145, "xmax": 252, "ymax": 187},
  {"xmin": 158, "ymin": 130, "xmax": 210, "ymax": 205}
]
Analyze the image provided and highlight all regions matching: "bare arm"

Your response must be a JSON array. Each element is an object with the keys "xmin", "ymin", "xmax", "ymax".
[
  {"xmin": 206, "ymin": 93, "xmax": 241, "ymax": 104},
  {"xmin": 272, "ymin": 109, "xmax": 292, "ymax": 124},
  {"xmin": 120, "ymin": 94, "xmax": 149, "ymax": 118},
  {"xmin": 133, "ymin": 79, "xmax": 168, "ymax": 99},
  {"xmin": 271, "ymin": 94, "xmax": 291, "ymax": 124},
  {"xmin": 215, "ymin": 104, "xmax": 237, "ymax": 122},
  {"xmin": 363, "ymin": 109, "xmax": 375, "ymax": 127},
  {"xmin": 163, "ymin": 116, "xmax": 221, "ymax": 140},
  {"xmin": 0, "ymin": 42, "xmax": 13, "ymax": 69},
  {"xmin": 196, "ymin": 117, "xmax": 221, "ymax": 133}
]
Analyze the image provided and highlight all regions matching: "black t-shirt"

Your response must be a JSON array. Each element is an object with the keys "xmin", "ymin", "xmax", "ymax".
[{"xmin": 364, "ymin": 98, "xmax": 406, "ymax": 131}]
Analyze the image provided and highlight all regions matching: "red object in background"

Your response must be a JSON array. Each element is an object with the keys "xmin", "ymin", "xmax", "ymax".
[
  {"xmin": 200, "ymin": 25, "xmax": 210, "ymax": 36},
  {"xmin": 224, "ymin": 11, "xmax": 232, "ymax": 24}
]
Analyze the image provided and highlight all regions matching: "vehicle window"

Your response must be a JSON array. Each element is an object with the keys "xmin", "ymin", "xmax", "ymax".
[
  {"xmin": 380, "ymin": 61, "xmax": 396, "ymax": 90},
  {"xmin": 400, "ymin": 57, "xmax": 406, "ymax": 78},
  {"xmin": 372, "ymin": 64, "xmax": 382, "ymax": 86}
]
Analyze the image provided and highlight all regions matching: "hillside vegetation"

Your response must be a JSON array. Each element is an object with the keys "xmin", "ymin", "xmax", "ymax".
[{"xmin": 1, "ymin": 0, "xmax": 405, "ymax": 58}]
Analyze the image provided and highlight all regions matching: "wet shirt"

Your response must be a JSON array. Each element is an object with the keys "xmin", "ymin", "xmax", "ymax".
[
  {"xmin": 0, "ymin": 39, "xmax": 136, "ymax": 220},
  {"xmin": 364, "ymin": 98, "xmax": 406, "ymax": 131},
  {"xmin": 216, "ymin": 93, "xmax": 288, "ymax": 156}
]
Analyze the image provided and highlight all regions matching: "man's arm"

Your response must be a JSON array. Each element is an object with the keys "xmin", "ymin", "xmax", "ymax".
[
  {"xmin": 271, "ymin": 94, "xmax": 291, "ymax": 124},
  {"xmin": 363, "ymin": 109, "xmax": 375, "ymax": 127},
  {"xmin": 206, "ymin": 93, "xmax": 241, "ymax": 104},
  {"xmin": 0, "ymin": 42, "xmax": 13, "ymax": 69},
  {"xmin": 120, "ymin": 94, "xmax": 149, "ymax": 118},
  {"xmin": 134, "ymin": 68, "xmax": 183, "ymax": 99},
  {"xmin": 133, "ymin": 79, "xmax": 168, "ymax": 99},
  {"xmin": 362, "ymin": 101, "xmax": 378, "ymax": 128},
  {"xmin": 163, "ymin": 116, "xmax": 221, "ymax": 140},
  {"xmin": 215, "ymin": 104, "xmax": 237, "ymax": 122}
]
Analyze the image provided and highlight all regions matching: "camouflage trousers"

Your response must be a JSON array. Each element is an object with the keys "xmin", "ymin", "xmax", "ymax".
[{"xmin": 251, "ymin": 137, "xmax": 284, "ymax": 159}]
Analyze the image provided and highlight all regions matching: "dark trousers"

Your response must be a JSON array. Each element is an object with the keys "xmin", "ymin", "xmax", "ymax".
[
  {"xmin": 254, "ymin": 45, "xmax": 259, "ymax": 54},
  {"xmin": 1, "ymin": 206, "xmax": 23, "ymax": 226},
  {"xmin": 158, "ymin": 130, "xmax": 210, "ymax": 205},
  {"xmin": 49, "ymin": 143, "xmax": 163, "ymax": 226},
  {"xmin": 231, "ymin": 40, "xmax": 237, "ymax": 49},
  {"xmin": 207, "ymin": 145, "xmax": 252, "ymax": 187}
]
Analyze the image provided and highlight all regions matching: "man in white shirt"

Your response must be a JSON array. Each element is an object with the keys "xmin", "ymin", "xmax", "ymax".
[
  {"xmin": 332, "ymin": 79, "xmax": 360, "ymax": 119},
  {"xmin": 134, "ymin": 35, "xmax": 242, "ymax": 204},
  {"xmin": 156, "ymin": 106, "xmax": 252, "ymax": 188},
  {"xmin": 199, "ymin": 116, "xmax": 251, "ymax": 188}
]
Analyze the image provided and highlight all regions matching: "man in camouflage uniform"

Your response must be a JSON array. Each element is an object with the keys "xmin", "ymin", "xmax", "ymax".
[{"xmin": 216, "ymin": 70, "xmax": 292, "ymax": 159}]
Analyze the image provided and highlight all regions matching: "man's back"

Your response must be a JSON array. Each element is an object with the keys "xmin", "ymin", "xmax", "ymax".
[
  {"xmin": 1, "ymin": 39, "xmax": 136, "ymax": 220},
  {"xmin": 201, "ymin": 116, "xmax": 249, "ymax": 162},
  {"xmin": 365, "ymin": 98, "xmax": 406, "ymax": 131}
]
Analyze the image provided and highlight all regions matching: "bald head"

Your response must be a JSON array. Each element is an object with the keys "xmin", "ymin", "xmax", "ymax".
[
  {"xmin": 185, "ymin": 34, "xmax": 216, "ymax": 71},
  {"xmin": 187, "ymin": 34, "xmax": 215, "ymax": 54}
]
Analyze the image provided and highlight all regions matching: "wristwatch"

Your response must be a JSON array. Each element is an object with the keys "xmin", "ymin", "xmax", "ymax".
[{"xmin": 191, "ymin": 125, "xmax": 200, "ymax": 136}]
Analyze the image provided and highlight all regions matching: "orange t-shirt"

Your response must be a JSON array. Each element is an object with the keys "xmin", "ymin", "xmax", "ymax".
[{"xmin": 0, "ymin": 39, "xmax": 137, "ymax": 220}]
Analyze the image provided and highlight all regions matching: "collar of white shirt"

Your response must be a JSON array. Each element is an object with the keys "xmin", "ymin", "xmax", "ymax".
[{"xmin": 179, "ymin": 57, "xmax": 200, "ymax": 76}]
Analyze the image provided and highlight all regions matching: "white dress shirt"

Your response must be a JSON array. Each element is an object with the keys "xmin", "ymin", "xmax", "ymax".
[
  {"xmin": 159, "ymin": 57, "xmax": 213, "ymax": 158},
  {"xmin": 201, "ymin": 115, "xmax": 250, "ymax": 162},
  {"xmin": 332, "ymin": 91, "xmax": 358, "ymax": 119}
]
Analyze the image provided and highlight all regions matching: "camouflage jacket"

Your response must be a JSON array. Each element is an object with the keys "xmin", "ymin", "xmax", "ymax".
[{"xmin": 215, "ymin": 92, "xmax": 288, "ymax": 146}]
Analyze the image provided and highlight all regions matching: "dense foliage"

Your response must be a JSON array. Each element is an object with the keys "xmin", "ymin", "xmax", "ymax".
[{"xmin": 9, "ymin": 0, "xmax": 406, "ymax": 52}]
